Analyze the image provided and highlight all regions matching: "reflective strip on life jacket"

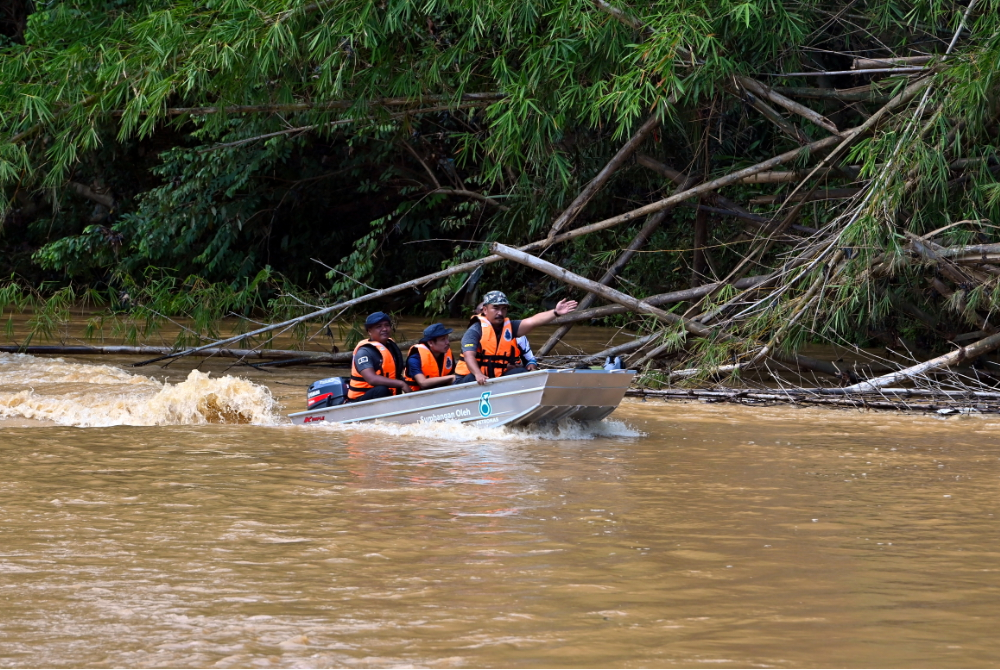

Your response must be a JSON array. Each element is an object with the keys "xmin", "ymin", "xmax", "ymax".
[
  {"xmin": 347, "ymin": 339, "xmax": 400, "ymax": 400},
  {"xmin": 404, "ymin": 343, "xmax": 455, "ymax": 390},
  {"xmin": 454, "ymin": 315, "xmax": 521, "ymax": 378}
]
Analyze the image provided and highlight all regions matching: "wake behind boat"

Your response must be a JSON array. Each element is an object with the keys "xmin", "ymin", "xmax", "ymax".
[{"xmin": 289, "ymin": 369, "xmax": 635, "ymax": 428}]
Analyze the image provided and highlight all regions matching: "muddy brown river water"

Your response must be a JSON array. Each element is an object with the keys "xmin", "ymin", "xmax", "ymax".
[{"xmin": 1, "ymin": 345, "xmax": 1000, "ymax": 667}]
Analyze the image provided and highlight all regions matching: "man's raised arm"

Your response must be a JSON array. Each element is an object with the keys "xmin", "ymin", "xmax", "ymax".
[{"xmin": 516, "ymin": 298, "xmax": 578, "ymax": 336}]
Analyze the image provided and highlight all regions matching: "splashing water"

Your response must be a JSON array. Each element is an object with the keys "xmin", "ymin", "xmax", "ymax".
[
  {"xmin": 0, "ymin": 353, "xmax": 279, "ymax": 427},
  {"xmin": 309, "ymin": 416, "xmax": 644, "ymax": 442},
  {"xmin": 0, "ymin": 353, "xmax": 639, "ymax": 435}
]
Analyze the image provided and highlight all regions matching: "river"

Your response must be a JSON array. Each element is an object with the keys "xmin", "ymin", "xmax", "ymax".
[{"xmin": 1, "ymin": 349, "xmax": 999, "ymax": 667}]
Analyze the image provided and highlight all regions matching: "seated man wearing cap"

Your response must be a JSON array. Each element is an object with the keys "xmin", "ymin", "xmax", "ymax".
[
  {"xmin": 403, "ymin": 323, "xmax": 457, "ymax": 391},
  {"xmin": 346, "ymin": 312, "xmax": 411, "ymax": 402},
  {"xmin": 471, "ymin": 301, "xmax": 539, "ymax": 371},
  {"xmin": 455, "ymin": 291, "xmax": 577, "ymax": 385}
]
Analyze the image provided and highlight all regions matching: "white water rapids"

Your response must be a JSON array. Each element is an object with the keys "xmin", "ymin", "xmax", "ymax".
[{"xmin": 0, "ymin": 353, "xmax": 280, "ymax": 427}]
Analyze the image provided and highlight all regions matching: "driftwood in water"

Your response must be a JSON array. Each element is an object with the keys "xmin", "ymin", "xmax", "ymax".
[
  {"xmin": 627, "ymin": 387, "xmax": 1000, "ymax": 413},
  {"xmin": 551, "ymin": 333, "xmax": 660, "ymax": 368},
  {"xmin": 841, "ymin": 331, "xmax": 1000, "ymax": 392}
]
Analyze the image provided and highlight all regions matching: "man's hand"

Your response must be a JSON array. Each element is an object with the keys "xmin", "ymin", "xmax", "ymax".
[
  {"xmin": 396, "ymin": 381, "xmax": 412, "ymax": 394},
  {"xmin": 554, "ymin": 298, "xmax": 578, "ymax": 316},
  {"xmin": 526, "ymin": 363, "xmax": 538, "ymax": 371},
  {"xmin": 519, "ymin": 298, "xmax": 580, "ymax": 336},
  {"xmin": 474, "ymin": 370, "xmax": 488, "ymax": 385}
]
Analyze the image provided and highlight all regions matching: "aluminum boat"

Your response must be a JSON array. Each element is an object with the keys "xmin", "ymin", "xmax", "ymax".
[{"xmin": 289, "ymin": 369, "xmax": 635, "ymax": 428}]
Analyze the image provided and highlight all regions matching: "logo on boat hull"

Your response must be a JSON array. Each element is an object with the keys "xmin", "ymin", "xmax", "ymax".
[
  {"xmin": 479, "ymin": 391, "xmax": 492, "ymax": 417},
  {"xmin": 303, "ymin": 415, "xmax": 326, "ymax": 423}
]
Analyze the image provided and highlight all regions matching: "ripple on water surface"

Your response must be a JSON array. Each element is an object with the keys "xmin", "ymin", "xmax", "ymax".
[{"xmin": 3, "ymin": 356, "xmax": 1000, "ymax": 667}]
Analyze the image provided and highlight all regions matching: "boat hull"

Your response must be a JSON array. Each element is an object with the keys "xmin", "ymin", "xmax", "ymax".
[{"xmin": 288, "ymin": 369, "xmax": 635, "ymax": 428}]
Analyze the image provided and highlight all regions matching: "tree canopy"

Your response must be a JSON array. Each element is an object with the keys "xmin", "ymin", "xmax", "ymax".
[{"xmin": 2, "ymin": 0, "xmax": 1000, "ymax": 378}]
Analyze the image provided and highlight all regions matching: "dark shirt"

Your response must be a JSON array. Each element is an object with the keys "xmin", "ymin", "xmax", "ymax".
[
  {"xmin": 461, "ymin": 319, "xmax": 522, "ymax": 354},
  {"xmin": 353, "ymin": 340, "xmax": 403, "ymax": 379},
  {"xmin": 406, "ymin": 349, "xmax": 448, "ymax": 378}
]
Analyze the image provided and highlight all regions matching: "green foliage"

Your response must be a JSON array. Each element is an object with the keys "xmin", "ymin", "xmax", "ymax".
[{"xmin": 2, "ymin": 0, "xmax": 1000, "ymax": 378}]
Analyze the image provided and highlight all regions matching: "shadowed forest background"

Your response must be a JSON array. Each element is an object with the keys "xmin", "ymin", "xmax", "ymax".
[{"xmin": 2, "ymin": 0, "xmax": 999, "ymax": 385}]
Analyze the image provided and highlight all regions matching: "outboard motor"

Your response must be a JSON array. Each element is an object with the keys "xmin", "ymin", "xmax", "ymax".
[{"xmin": 307, "ymin": 377, "xmax": 349, "ymax": 410}]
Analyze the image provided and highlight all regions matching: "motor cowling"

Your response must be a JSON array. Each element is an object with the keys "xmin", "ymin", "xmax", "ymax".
[{"xmin": 307, "ymin": 377, "xmax": 349, "ymax": 410}]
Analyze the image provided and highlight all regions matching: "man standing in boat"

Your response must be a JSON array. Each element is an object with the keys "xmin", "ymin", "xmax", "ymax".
[
  {"xmin": 346, "ymin": 312, "xmax": 411, "ymax": 402},
  {"xmin": 404, "ymin": 323, "xmax": 457, "ymax": 390},
  {"xmin": 456, "ymin": 291, "xmax": 577, "ymax": 385}
]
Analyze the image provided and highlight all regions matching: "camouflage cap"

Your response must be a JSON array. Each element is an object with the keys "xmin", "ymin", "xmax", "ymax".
[{"xmin": 481, "ymin": 290, "xmax": 509, "ymax": 306}]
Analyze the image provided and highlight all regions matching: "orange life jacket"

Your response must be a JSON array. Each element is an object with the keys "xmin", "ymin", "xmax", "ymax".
[
  {"xmin": 404, "ymin": 343, "xmax": 455, "ymax": 391},
  {"xmin": 347, "ymin": 339, "xmax": 402, "ymax": 400},
  {"xmin": 454, "ymin": 315, "xmax": 521, "ymax": 378}
]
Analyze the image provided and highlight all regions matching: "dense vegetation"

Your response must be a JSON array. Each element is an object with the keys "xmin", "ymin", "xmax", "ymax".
[{"xmin": 2, "ymin": 0, "xmax": 999, "ymax": 380}]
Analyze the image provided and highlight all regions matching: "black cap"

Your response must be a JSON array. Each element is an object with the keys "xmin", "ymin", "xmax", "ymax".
[
  {"xmin": 420, "ymin": 323, "xmax": 453, "ymax": 342},
  {"xmin": 364, "ymin": 311, "xmax": 392, "ymax": 328}
]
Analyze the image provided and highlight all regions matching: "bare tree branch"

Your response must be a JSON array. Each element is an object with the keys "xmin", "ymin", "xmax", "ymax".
[
  {"xmin": 546, "ymin": 112, "xmax": 661, "ymax": 238},
  {"xmin": 736, "ymin": 76, "xmax": 840, "ymax": 135},
  {"xmin": 66, "ymin": 181, "xmax": 115, "ymax": 209}
]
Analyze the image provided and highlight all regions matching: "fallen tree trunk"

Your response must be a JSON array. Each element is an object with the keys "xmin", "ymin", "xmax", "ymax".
[
  {"xmin": 637, "ymin": 155, "xmax": 756, "ymax": 220},
  {"xmin": 492, "ymin": 243, "xmax": 717, "ymax": 337},
  {"xmin": 491, "ymin": 243, "xmax": 842, "ymax": 378},
  {"xmin": 626, "ymin": 387, "xmax": 998, "ymax": 413},
  {"xmin": 577, "ymin": 333, "xmax": 659, "ymax": 366},
  {"xmin": 930, "ymin": 242, "xmax": 1000, "ymax": 258},
  {"xmin": 664, "ymin": 363, "xmax": 744, "ymax": 379},
  {"xmin": 841, "ymin": 331, "xmax": 1000, "ymax": 392},
  {"xmin": 545, "ymin": 274, "xmax": 771, "ymax": 326},
  {"xmin": 739, "ymin": 88, "xmax": 812, "ymax": 145},
  {"xmin": 539, "ymin": 209, "xmax": 667, "ymax": 355}
]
